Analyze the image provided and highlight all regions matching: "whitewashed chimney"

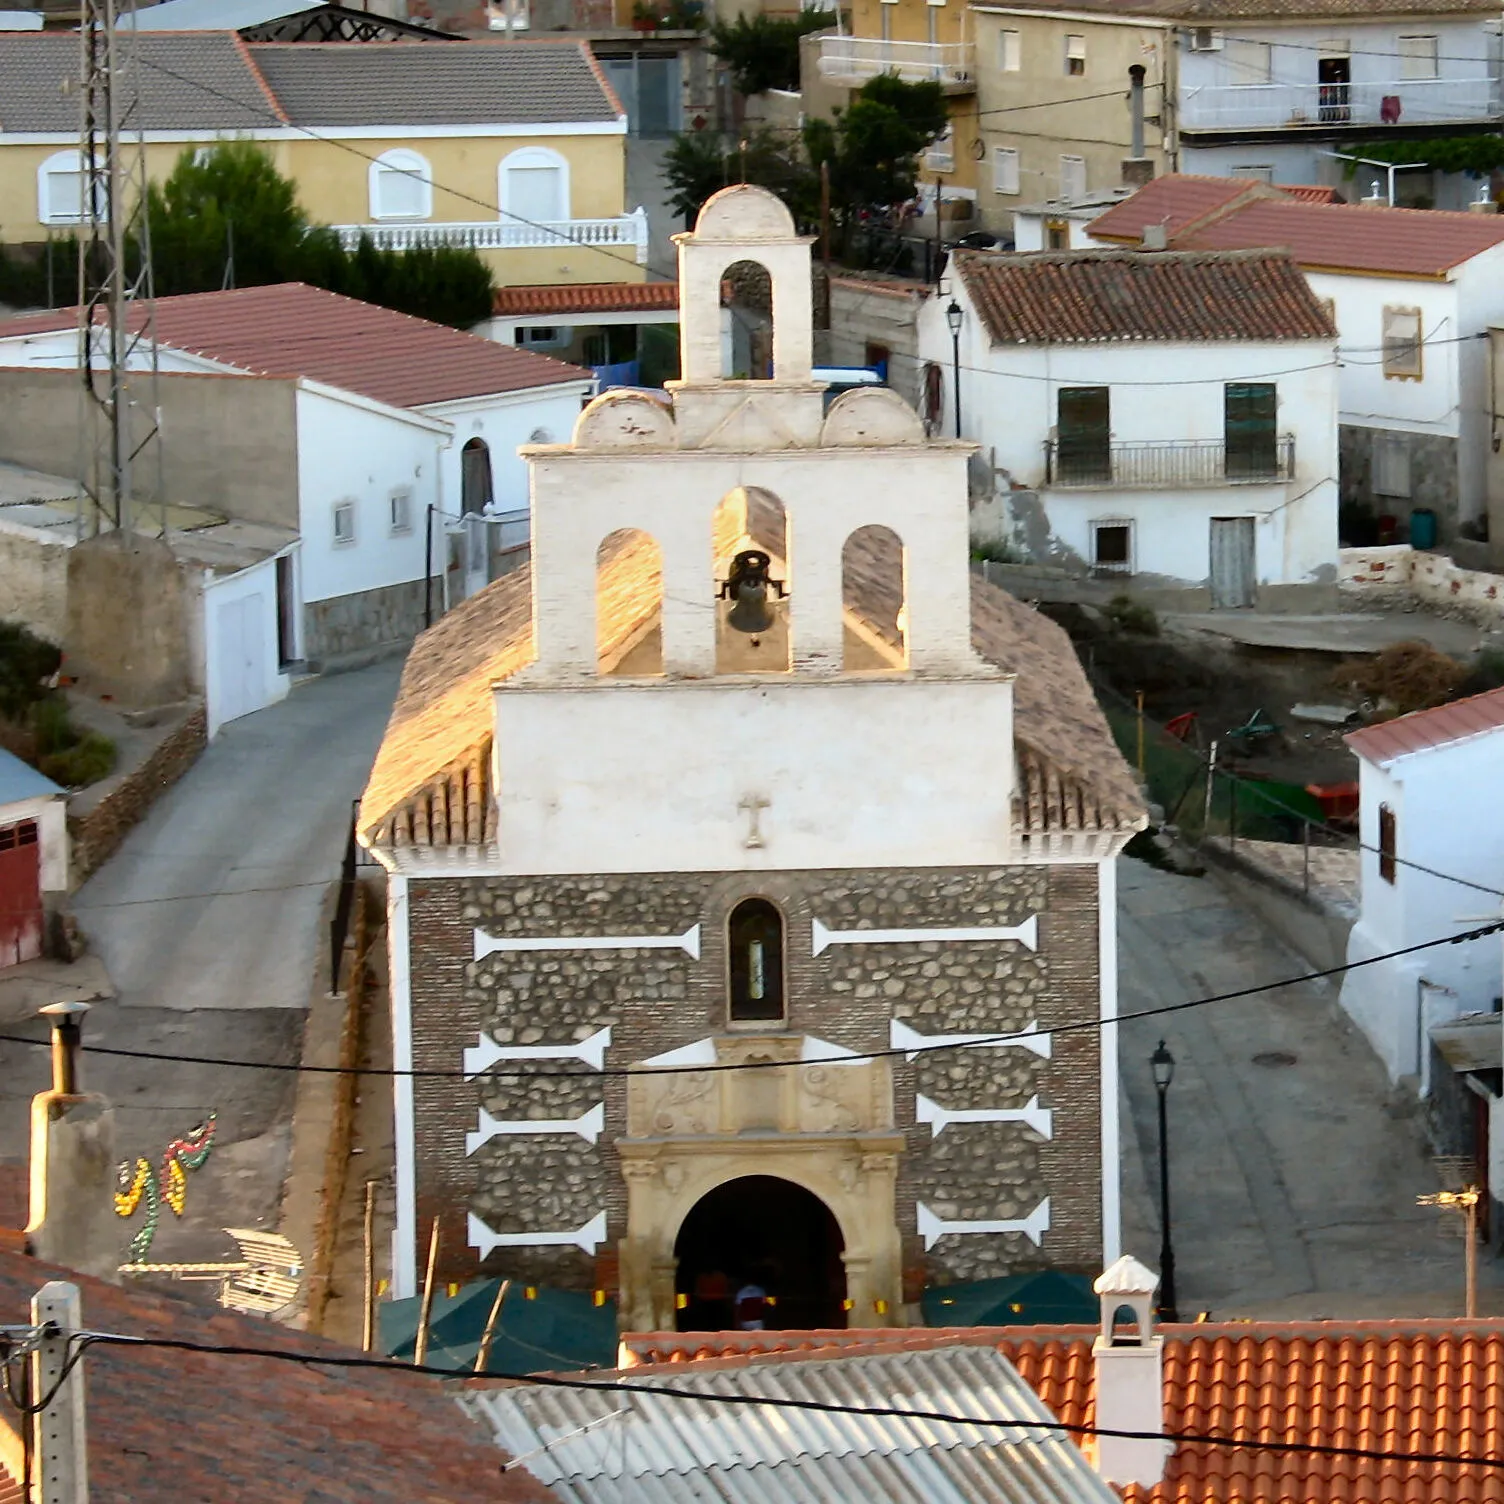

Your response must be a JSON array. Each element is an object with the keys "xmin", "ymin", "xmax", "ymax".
[{"xmin": 1091, "ymin": 1254, "xmax": 1169, "ymax": 1488}]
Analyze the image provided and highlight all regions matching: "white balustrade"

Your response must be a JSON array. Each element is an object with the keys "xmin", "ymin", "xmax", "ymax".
[
  {"xmin": 332, "ymin": 207, "xmax": 650, "ymax": 264},
  {"xmin": 817, "ymin": 36, "xmax": 975, "ymax": 87},
  {"xmin": 1179, "ymin": 75, "xmax": 1498, "ymax": 131}
]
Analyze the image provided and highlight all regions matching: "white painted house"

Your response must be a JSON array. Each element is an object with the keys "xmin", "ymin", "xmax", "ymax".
[
  {"xmin": 0, "ymin": 283, "xmax": 592, "ymax": 732},
  {"xmin": 1088, "ymin": 177, "xmax": 1504, "ymax": 546},
  {"xmin": 918, "ymin": 247, "xmax": 1339, "ymax": 606},
  {"xmin": 0, "ymin": 749, "xmax": 66, "ymax": 969}
]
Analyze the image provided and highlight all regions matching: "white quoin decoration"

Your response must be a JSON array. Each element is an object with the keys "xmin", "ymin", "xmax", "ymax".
[
  {"xmin": 465, "ymin": 1103, "xmax": 605, "ymax": 1156},
  {"xmin": 915, "ymin": 1197, "xmax": 1050, "ymax": 1250},
  {"xmin": 474, "ymin": 924, "xmax": 701, "ymax": 961},
  {"xmin": 812, "ymin": 914, "xmax": 1038, "ymax": 957},
  {"xmin": 889, "ymin": 1018, "xmax": 1052, "ymax": 1061},
  {"xmin": 915, "ymin": 1093, "xmax": 1053, "ymax": 1140},
  {"xmin": 464, "ymin": 1025, "xmax": 612, "ymax": 1079},
  {"xmin": 468, "ymin": 1209, "xmax": 608, "ymax": 1258},
  {"xmin": 1092, "ymin": 1254, "xmax": 1169, "ymax": 1490}
]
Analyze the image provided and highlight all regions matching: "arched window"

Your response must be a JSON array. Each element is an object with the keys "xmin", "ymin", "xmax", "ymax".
[
  {"xmin": 597, "ymin": 528, "xmax": 663, "ymax": 675},
  {"xmin": 368, "ymin": 148, "xmax": 433, "ymax": 221},
  {"xmin": 460, "ymin": 438, "xmax": 493, "ymax": 516},
  {"xmin": 841, "ymin": 525, "xmax": 907, "ymax": 671},
  {"xmin": 37, "ymin": 150, "xmax": 93, "ymax": 226},
  {"xmin": 500, "ymin": 146, "xmax": 569, "ymax": 225},
  {"xmin": 728, "ymin": 898, "xmax": 785, "ymax": 1023},
  {"xmin": 720, "ymin": 260, "xmax": 773, "ymax": 379}
]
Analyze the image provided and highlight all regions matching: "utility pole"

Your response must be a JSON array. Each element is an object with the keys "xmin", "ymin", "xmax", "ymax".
[
  {"xmin": 76, "ymin": 0, "xmax": 162, "ymax": 538},
  {"xmin": 1418, "ymin": 1186, "xmax": 1481, "ymax": 1317},
  {"xmin": 31, "ymin": 1281, "xmax": 89, "ymax": 1504}
]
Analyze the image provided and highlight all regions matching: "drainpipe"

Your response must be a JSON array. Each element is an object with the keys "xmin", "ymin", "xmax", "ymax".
[{"xmin": 1122, "ymin": 65, "xmax": 1154, "ymax": 188}]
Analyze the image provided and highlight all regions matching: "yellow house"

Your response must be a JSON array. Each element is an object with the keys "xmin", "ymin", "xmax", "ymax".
[{"xmin": 0, "ymin": 31, "xmax": 646, "ymax": 285}]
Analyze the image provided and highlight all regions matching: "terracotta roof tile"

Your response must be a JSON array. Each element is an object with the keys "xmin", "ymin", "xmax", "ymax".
[
  {"xmin": 0, "ymin": 1247, "xmax": 556, "ymax": 1503},
  {"xmin": 492, "ymin": 282, "xmax": 679, "ymax": 318},
  {"xmin": 1086, "ymin": 175, "xmax": 1273, "ymax": 243},
  {"xmin": 1345, "ymin": 684, "xmax": 1504, "ymax": 765},
  {"xmin": 0, "ymin": 284, "xmax": 591, "ymax": 410},
  {"xmin": 975, "ymin": 0, "xmax": 1500, "ymax": 16},
  {"xmin": 954, "ymin": 248, "xmax": 1335, "ymax": 345}
]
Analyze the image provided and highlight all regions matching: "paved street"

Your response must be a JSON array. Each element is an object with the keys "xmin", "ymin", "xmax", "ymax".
[
  {"xmin": 0, "ymin": 660, "xmax": 403, "ymax": 1266},
  {"xmin": 1117, "ymin": 857, "xmax": 1502, "ymax": 1318}
]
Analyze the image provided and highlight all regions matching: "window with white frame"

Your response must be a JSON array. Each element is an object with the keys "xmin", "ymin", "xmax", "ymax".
[
  {"xmin": 1398, "ymin": 34, "xmax": 1439, "ymax": 79},
  {"xmin": 500, "ymin": 146, "xmax": 569, "ymax": 225},
  {"xmin": 368, "ymin": 148, "xmax": 433, "ymax": 221},
  {"xmin": 998, "ymin": 27, "xmax": 1021, "ymax": 71},
  {"xmin": 1224, "ymin": 37, "xmax": 1272, "ymax": 84},
  {"xmin": 993, "ymin": 146, "xmax": 1020, "ymax": 195},
  {"xmin": 924, "ymin": 124, "xmax": 956, "ymax": 173},
  {"xmin": 1381, "ymin": 305, "xmax": 1423, "ymax": 379},
  {"xmin": 1091, "ymin": 519, "xmax": 1133, "ymax": 572},
  {"xmin": 333, "ymin": 499, "xmax": 356, "ymax": 545},
  {"xmin": 1059, "ymin": 154, "xmax": 1087, "ymax": 199},
  {"xmin": 36, "ymin": 150, "xmax": 94, "ymax": 226},
  {"xmin": 389, "ymin": 487, "xmax": 413, "ymax": 535},
  {"xmin": 1065, "ymin": 33, "xmax": 1085, "ymax": 75}
]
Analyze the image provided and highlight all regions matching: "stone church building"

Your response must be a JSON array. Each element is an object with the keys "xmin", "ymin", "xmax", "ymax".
[{"xmin": 358, "ymin": 185, "xmax": 1143, "ymax": 1331}]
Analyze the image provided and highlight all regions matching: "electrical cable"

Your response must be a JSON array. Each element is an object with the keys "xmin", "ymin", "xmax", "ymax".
[
  {"xmin": 65, "ymin": 1329, "xmax": 1504, "ymax": 1471},
  {"xmin": 0, "ymin": 919, "xmax": 1498, "ymax": 1082}
]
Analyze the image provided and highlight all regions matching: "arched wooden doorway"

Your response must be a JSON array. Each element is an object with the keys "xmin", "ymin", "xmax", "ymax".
[{"xmin": 674, "ymin": 1175, "xmax": 847, "ymax": 1332}]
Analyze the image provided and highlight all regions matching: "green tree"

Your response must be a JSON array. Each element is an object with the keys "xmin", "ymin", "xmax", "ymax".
[
  {"xmin": 661, "ymin": 126, "xmax": 817, "ymax": 228},
  {"xmin": 709, "ymin": 11, "xmax": 831, "ymax": 97},
  {"xmin": 805, "ymin": 74, "xmax": 947, "ymax": 214}
]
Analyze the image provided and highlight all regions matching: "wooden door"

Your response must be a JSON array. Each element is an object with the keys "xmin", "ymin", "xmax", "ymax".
[
  {"xmin": 1210, "ymin": 517, "xmax": 1256, "ymax": 609},
  {"xmin": 0, "ymin": 819, "xmax": 43, "ymax": 968}
]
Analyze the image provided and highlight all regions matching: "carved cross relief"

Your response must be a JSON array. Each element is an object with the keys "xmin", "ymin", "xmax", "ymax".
[{"xmin": 738, "ymin": 792, "xmax": 770, "ymax": 849}]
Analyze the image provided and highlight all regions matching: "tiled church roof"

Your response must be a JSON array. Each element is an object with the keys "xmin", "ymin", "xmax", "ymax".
[{"xmin": 358, "ymin": 540, "xmax": 1144, "ymax": 852}]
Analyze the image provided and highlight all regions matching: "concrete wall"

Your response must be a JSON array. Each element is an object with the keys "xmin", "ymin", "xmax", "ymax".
[
  {"xmin": 1339, "ymin": 424, "xmax": 1461, "ymax": 541},
  {"xmin": 0, "ymin": 514, "xmax": 68, "ymax": 643},
  {"xmin": 1340, "ymin": 543, "xmax": 1504, "ymax": 624},
  {"xmin": 0, "ymin": 367, "xmax": 300, "ymax": 528},
  {"xmin": 819, "ymin": 277, "xmax": 930, "ymax": 410}
]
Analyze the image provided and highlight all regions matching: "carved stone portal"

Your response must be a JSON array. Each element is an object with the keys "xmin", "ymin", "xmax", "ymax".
[{"xmin": 618, "ymin": 1035, "xmax": 903, "ymax": 1333}]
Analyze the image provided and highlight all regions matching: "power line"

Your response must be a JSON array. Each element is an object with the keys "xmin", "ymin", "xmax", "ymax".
[
  {"xmin": 0, "ymin": 919, "xmax": 1498, "ymax": 1082},
  {"xmin": 60, "ymin": 1329, "xmax": 1504, "ymax": 1471}
]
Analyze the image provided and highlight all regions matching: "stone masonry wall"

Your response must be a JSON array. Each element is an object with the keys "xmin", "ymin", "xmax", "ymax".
[
  {"xmin": 407, "ymin": 863, "xmax": 1103, "ymax": 1293},
  {"xmin": 302, "ymin": 579, "xmax": 429, "ymax": 667}
]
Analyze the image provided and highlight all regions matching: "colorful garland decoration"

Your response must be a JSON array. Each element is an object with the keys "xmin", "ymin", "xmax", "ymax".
[{"xmin": 115, "ymin": 1113, "xmax": 218, "ymax": 1264}]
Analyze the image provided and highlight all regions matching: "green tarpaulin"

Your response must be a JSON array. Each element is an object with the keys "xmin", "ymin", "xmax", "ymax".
[{"xmin": 921, "ymin": 1269, "xmax": 1097, "ymax": 1329}]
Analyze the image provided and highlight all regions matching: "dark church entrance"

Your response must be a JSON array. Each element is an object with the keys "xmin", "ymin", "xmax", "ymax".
[{"xmin": 674, "ymin": 1176, "xmax": 847, "ymax": 1332}]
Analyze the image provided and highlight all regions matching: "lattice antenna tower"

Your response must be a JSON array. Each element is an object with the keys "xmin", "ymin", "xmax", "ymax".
[{"xmin": 76, "ymin": 0, "xmax": 162, "ymax": 538}]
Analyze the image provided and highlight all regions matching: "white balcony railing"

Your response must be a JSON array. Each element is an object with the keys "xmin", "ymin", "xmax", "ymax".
[
  {"xmin": 1179, "ymin": 75, "xmax": 1499, "ymax": 132},
  {"xmin": 817, "ymin": 36, "xmax": 976, "ymax": 88},
  {"xmin": 333, "ymin": 208, "xmax": 649, "ymax": 265}
]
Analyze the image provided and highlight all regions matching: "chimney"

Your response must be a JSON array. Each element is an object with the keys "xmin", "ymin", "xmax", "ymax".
[
  {"xmin": 1121, "ymin": 65, "xmax": 1154, "ymax": 188},
  {"xmin": 26, "ymin": 1002, "xmax": 119, "ymax": 1281},
  {"xmin": 1091, "ymin": 1255, "xmax": 1169, "ymax": 1488},
  {"xmin": 1142, "ymin": 224, "xmax": 1168, "ymax": 251}
]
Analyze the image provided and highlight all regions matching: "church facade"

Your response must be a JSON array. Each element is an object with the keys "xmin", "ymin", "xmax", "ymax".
[{"xmin": 359, "ymin": 185, "xmax": 1143, "ymax": 1331}]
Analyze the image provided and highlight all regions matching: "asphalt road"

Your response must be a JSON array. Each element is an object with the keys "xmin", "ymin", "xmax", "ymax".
[
  {"xmin": 0, "ymin": 659, "xmax": 403, "ymax": 1267},
  {"xmin": 1116, "ymin": 857, "xmax": 1501, "ymax": 1318}
]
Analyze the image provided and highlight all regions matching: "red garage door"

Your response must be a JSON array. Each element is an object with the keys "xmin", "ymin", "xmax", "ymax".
[{"xmin": 0, "ymin": 819, "xmax": 42, "ymax": 968}]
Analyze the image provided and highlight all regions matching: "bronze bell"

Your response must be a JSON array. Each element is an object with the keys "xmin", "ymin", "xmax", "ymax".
[{"xmin": 722, "ymin": 549, "xmax": 782, "ymax": 635}]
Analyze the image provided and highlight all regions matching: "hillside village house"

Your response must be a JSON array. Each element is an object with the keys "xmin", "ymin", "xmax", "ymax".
[
  {"xmin": 357, "ymin": 185, "xmax": 1143, "ymax": 1328},
  {"xmin": 0, "ymin": 283, "xmax": 592, "ymax": 732},
  {"xmin": 0, "ymin": 32, "xmax": 647, "ymax": 284},
  {"xmin": 810, "ymin": 0, "xmax": 1504, "ymax": 242},
  {"xmin": 918, "ymin": 247, "xmax": 1340, "ymax": 606},
  {"xmin": 1088, "ymin": 176, "xmax": 1504, "ymax": 547}
]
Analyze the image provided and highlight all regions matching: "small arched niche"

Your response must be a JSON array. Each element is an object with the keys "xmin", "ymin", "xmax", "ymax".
[
  {"xmin": 841, "ymin": 525, "xmax": 908, "ymax": 672},
  {"xmin": 721, "ymin": 260, "xmax": 773, "ymax": 380},
  {"xmin": 713, "ymin": 487, "xmax": 790, "ymax": 674},
  {"xmin": 596, "ymin": 528, "xmax": 663, "ymax": 676}
]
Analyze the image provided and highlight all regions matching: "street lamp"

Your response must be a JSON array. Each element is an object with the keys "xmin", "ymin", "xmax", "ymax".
[
  {"xmin": 945, "ymin": 299, "xmax": 963, "ymax": 439},
  {"xmin": 1150, "ymin": 1039, "xmax": 1178, "ymax": 1323}
]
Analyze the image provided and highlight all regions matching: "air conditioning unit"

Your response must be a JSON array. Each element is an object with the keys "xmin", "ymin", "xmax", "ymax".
[{"xmin": 1189, "ymin": 27, "xmax": 1222, "ymax": 51}]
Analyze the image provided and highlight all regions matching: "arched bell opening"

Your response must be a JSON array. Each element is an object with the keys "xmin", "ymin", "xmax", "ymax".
[
  {"xmin": 721, "ymin": 259, "xmax": 774, "ymax": 379},
  {"xmin": 712, "ymin": 487, "xmax": 790, "ymax": 673},
  {"xmin": 674, "ymin": 1175, "xmax": 847, "ymax": 1332},
  {"xmin": 596, "ymin": 528, "xmax": 663, "ymax": 676},
  {"xmin": 841, "ymin": 524, "xmax": 908, "ymax": 671}
]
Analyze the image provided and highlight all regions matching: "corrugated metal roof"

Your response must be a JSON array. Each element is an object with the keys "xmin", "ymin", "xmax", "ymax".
[
  {"xmin": 1344, "ymin": 686, "xmax": 1504, "ymax": 766},
  {"xmin": 0, "ymin": 747, "xmax": 64, "ymax": 807},
  {"xmin": 461, "ymin": 1345, "xmax": 1120, "ymax": 1504}
]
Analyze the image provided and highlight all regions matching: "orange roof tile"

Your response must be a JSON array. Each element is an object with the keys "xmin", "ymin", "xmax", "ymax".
[
  {"xmin": 1346, "ymin": 685, "xmax": 1504, "ymax": 765},
  {"xmin": 492, "ymin": 281, "xmax": 680, "ymax": 317}
]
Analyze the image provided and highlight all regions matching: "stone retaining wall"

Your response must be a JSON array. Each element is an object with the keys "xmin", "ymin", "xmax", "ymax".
[
  {"xmin": 1340, "ymin": 544, "xmax": 1504, "ymax": 626},
  {"xmin": 303, "ymin": 579, "xmax": 428, "ymax": 668}
]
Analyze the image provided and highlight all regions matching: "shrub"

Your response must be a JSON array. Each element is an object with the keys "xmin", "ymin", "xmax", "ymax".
[
  {"xmin": 0, "ymin": 622, "xmax": 62, "ymax": 719},
  {"xmin": 1104, "ymin": 594, "xmax": 1159, "ymax": 638},
  {"xmin": 1332, "ymin": 639, "xmax": 1464, "ymax": 715},
  {"xmin": 39, "ymin": 731, "xmax": 116, "ymax": 790}
]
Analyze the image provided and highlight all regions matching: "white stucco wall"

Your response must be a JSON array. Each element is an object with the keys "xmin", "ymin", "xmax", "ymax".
[
  {"xmin": 419, "ymin": 383, "xmax": 592, "ymax": 522},
  {"xmin": 493, "ymin": 676, "xmax": 1015, "ymax": 876},
  {"xmin": 1340, "ymin": 732, "xmax": 1504, "ymax": 1080},
  {"xmin": 916, "ymin": 283, "xmax": 1340, "ymax": 586},
  {"xmin": 293, "ymin": 385, "xmax": 444, "ymax": 607},
  {"xmin": 200, "ymin": 555, "xmax": 291, "ymax": 737},
  {"xmin": 0, "ymin": 792, "xmax": 67, "ymax": 893}
]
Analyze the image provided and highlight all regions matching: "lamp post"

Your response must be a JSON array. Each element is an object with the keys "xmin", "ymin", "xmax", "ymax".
[
  {"xmin": 945, "ymin": 299, "xmax": 963, "ymax": 438},
  {"xmin": 1151, "ymin": 1039, "xmax": 1179, "ymax": 1322}
]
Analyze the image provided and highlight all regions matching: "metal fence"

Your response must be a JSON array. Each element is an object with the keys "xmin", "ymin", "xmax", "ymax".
[{"xmin": 1044, "ymin": 435, "xmax": 1296, "ymax": 489}]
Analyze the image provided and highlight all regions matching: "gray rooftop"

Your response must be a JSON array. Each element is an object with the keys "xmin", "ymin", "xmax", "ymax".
[
  {"xmin": 460, "ymin": 1345, "xmax": 1122, "ymax": 1504},
  {"xmin": 0, "ymin": 34, "xmax": 620, "ymax": 134},
  {"xmin": 0, "ymin": 747, "xmax": 63, "ymax": 807}
]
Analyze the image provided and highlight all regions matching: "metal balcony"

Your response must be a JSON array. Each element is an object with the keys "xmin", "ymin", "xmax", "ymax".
[
  {"xmin": 816, "ymin": 36, "xmax": 976, "ymax": 90},
  {"xmin": 333, "ymin": 209, "xmax": 650, "ymax": 264},
  {"xmin": 1043, "ymin": 436, "xmax": 1296, "ymax": 488},
  {"xmin": 1178, "ymin": 75, "xmax": 1499, "ymax": 132}
]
